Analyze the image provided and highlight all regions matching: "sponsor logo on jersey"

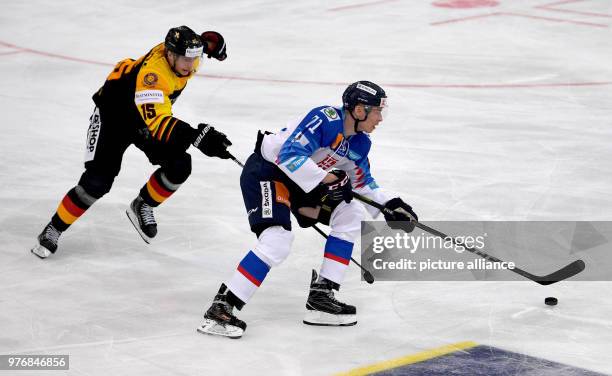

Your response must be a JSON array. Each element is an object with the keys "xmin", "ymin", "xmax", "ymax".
[
  {"xmin": 247, "ymin": 207, "xmax": 259, "ymax": 218},
  {"xmin": 135, "ymin": 90, "xmax": 164, "ymax": 104},
  {"xmin": 260, "ymin": 182, "xmax": 273, "ymax": 218},
  {"xmin": 143, "ymin": 72, "xmax": 158, "ymax": 86},
  {"xmin": 321, "ymin": 107, "xmax": 338, "ymax": 121},
  {"xmin": 285, "ymin": 155, "xmax": 308, "ymax": 172},
  {"xmin": 84, "ymin": 107, "xmax": 101, "ymax": 162},
  {"xmin": 334, "ymin": 139, "xmax": 349, "ymax": 158},
  {"xmin": 357, "ymin": 83, "xmax": 377, "ymax": 95}
]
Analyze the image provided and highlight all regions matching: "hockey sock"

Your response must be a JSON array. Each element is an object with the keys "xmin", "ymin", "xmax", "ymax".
[
  {"xmin": 51, "ymin": 185, "xmax": 98, "ymax": 232},
  {"xmin": 139, "ymin": 170, "xmax": 181, "ymax": 207},
  {"xmin": 226, "ymin": 250, "xmax": 271, "ymax": 306},
  {"xmin": 319, "ymin": 235, "xmax": 353, "ymax": 285}
]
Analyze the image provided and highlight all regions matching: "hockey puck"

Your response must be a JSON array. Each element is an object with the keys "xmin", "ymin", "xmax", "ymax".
[{"xmin": 544, "ymin": 297, "xmax": 558, "ymax": 306}]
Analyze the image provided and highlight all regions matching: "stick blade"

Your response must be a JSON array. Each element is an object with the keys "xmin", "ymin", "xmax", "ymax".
[
  {"xmin": 535, "ymin": 259, "xmax": 586, "ymax": 285},
  {"xmin": 363, "ymin": 270, "xmax": 375, "ymax": 284}
]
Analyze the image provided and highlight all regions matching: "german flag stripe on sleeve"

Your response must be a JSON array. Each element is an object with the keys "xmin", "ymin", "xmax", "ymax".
[
  {"xmin": 147, "ymin": 114, "xmax": 163, "ymax": 130},
  {"xmin": 151, "ymin": 116, "xmax": 172, "ymax": 140},
  {"xmin": 147, "ymin": 115, "xmax": 168, "ymax": 136},
  {"xmin": 165, "ymin": 119, "xmax": 179, "ymax": 142},
  {"xmin": 156, "ymin": 117, "xmax": 174, "ymax": 141}
]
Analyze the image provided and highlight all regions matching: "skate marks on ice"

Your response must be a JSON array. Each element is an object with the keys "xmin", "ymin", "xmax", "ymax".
[
  {"xmin": 512, "ymin": 306, "xmax": 612, "ymax": 328},
  {"xmin": 338, "ymin": 341, "xmax": 608, "ymax": 376}
]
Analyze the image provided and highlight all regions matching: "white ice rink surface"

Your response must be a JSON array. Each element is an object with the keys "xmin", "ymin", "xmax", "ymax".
[{"xmin": 1, "ymin": 0, "xmax": 612, "ymax": 375}]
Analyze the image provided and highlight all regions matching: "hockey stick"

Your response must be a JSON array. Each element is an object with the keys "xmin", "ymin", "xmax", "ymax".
[
  {"xmin": 229, "ymin": 155, "xmax": 244, "ymax": 168},
  {"xmin": 226, "ymin": 153, "xmax": 374, "ymax": 282},
  {"xmin": 352, "ymin": 192, "xmax": 586, "ymax": 285},
  {"xmin": 311, "ymin": 224, "xmax": 375, "ymax": 284}
]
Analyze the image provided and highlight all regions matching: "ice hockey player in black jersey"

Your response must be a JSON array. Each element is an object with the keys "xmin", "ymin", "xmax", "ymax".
[{"xmin": 32, "ymin": 26, "xmax": 232, "ymax": 258}]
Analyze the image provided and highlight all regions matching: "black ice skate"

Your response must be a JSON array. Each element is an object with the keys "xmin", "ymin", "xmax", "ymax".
[
  {"xmin": 126, "ymin": 196, "xmax": 157, "ymax": 243},
  {"xmin": 303, "ymin": 269, "xmax": 357, "ymax": 326},
  {"xmin": 197, "ymin": 284, "xmax": 247, "ymax": 339},
  {"xmin": 31, "ymin": 222, "xmax": 61, "ymax": 259}
]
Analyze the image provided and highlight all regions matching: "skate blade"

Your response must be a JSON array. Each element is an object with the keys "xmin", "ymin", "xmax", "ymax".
[
  {"xmin": 126, "ymin": 209, "xmax": 152, "ymax": 244},
  {"xmin": 197, "ymin": 319, "xmax": 244, "ymax": 339},
  {"xmin": 303, "ymin": 310, "xmax": 357, "ymax": 326},
  {"xmin": 31, "ymin": 243, "xmax": 52, "ymax": 259}
]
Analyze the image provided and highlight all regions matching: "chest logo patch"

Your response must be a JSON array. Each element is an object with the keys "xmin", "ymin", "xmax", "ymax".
[
  {"xmin": 322, "ymin": 107, "xmax": 338, "ymax": 121},
  {"xmin": 143, "ymin": 72, "xmax": 158, "ymax": 86}
]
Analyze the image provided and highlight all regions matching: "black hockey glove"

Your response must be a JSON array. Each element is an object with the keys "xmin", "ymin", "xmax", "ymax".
[
  {"xmin": 201, "ymin": 31, "xmax": 227, "ymax": 61},
  {"xmin": 316, "ymin": 170, "xmax": 353, "ymax": 205},
  {"xmin": 192, "ymin": 123, "xmax": 232, "ymax": 159},
  {"xmin": 383, "ymin": 197, "xmax": 418, "ymax": 233}
]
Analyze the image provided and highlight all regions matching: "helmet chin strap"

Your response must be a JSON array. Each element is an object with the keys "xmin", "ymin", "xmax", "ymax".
[{"xmin": 349, "ymin": 108, "xmax": 368, "ymax": 133}]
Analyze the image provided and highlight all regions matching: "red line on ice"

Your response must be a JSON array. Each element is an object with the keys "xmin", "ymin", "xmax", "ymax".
[
  {"xmin": 328, "ymin": 0, "xmax": 399, "ymax": 11},
  {"xmin": 501, "ymin": 11, "xmax": 608, "ymax": 27},
  {"xmin": 0, "ymin": 50, "xmax": 23, "ymax": 56},
  {"xmin": 0, "ymin": 40, "xmax": 610, "ymax": 89},
  {"xmin": 536, "ymin": 0, "xmax": 612, "ymax": 18},
  {"xmin": 0, "ymin": 40, "xmax": 110, "ymax": 66},
  {"xmin": 431, "ymin": 10, "xmax": 607, "ymax": 27},
  {"xmin": 537, "ymin": 0, "xmax": 586, "ymax": 6},
  {"xmin": 430, "ymin": 12, "xmax": 502, "ymax": 25}
]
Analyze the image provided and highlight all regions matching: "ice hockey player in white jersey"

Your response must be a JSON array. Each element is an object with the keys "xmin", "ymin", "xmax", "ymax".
[{"xmin": 197, "ymin": 81, "xmax": 418, "ymax": 338}]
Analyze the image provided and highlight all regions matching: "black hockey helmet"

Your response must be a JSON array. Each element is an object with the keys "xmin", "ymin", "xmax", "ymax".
[
  {"xmin": 342, "ymin": 81, "xmax": 387, "ymax": 111},
  {"xmin": 164, "ymin": 26, "xmax": 204, "ymax": 58}
]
